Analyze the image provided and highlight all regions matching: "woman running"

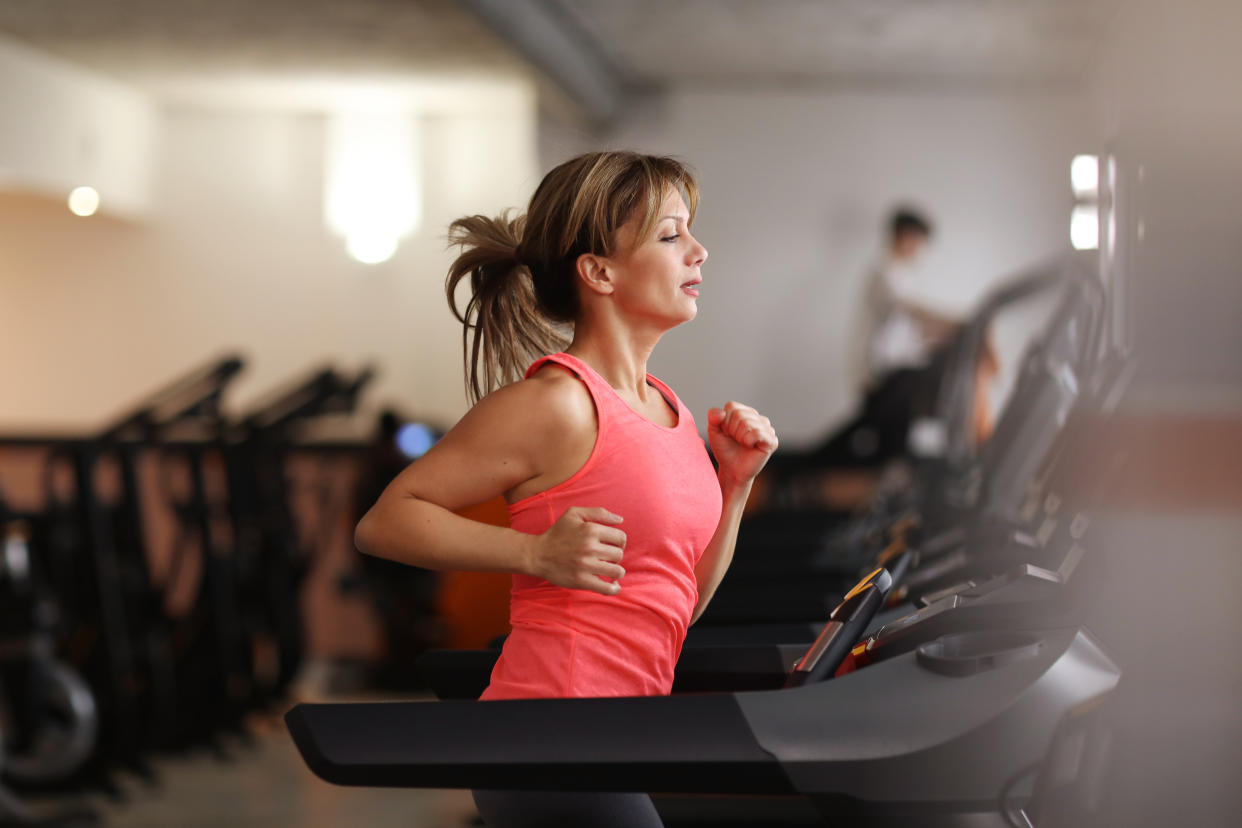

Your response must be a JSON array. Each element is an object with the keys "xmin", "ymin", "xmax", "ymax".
[{"xmin": 355, "ymin": 151, "xmax": 778, "ymax": 827}]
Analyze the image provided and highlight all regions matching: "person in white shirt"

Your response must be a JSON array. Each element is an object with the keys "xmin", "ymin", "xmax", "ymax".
[
  {"xmin": 853, "ymin": 208, "xmax": 961, "ymax": 393},
  {"xmin": 750, "ymin": 209, "xmax": 994, "ymax": 512},
  {"xmin": 809, "ymin": 207, "xmax": 964, "ymax": 471}
]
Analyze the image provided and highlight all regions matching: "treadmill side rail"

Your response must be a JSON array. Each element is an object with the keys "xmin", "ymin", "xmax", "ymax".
[{"xmin": 285, "ymin": 693, "xmax": 794, "ymax": 794}]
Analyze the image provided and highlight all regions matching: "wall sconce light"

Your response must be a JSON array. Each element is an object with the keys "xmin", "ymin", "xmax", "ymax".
[
  {"xmin": 68, "ymin": 185, "xmax": 100, "ymax": 217},
  {"xmin": 1070, "ymin": 154, "xmax": 1099, "ymax": 251},
  {"xmin": 324, "ymin": 111, "xmax": 421, "ymax": 265}
]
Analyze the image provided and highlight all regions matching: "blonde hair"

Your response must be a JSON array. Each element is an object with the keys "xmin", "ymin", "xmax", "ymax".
[{"xmin": 446, "ymin": 151, "xmax": 699, "ymax": 403}]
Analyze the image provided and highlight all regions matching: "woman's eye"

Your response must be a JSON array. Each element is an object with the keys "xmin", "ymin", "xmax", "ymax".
[{"xmin": 660, "ymin": 234, "xmax": 680, "ymax": 243}]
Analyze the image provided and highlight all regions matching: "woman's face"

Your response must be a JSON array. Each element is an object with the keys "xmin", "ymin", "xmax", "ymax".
[{"xmin": 604, "ymin": 187, "xmax": 709, "ymax": 328}]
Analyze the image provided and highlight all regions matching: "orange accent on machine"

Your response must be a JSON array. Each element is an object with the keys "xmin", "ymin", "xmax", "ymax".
[{"xmin": 436, "ymin": 496, "xmax": 514, "ymax": 650}]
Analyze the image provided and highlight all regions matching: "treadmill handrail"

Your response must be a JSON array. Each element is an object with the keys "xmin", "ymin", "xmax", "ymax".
[{"xmin": 936, "ymin": 259, "xmax": 1087, "ymax": 464}]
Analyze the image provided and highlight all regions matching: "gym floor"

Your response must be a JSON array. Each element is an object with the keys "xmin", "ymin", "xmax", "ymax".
[{"xmin": 26, "ymin": 708, "xmax": 480, "ymax": 828}]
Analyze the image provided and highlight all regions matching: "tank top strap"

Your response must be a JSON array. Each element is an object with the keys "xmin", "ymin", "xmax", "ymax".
[
  {"xmin": 523, "ymin": 352, "xmax": 627, "ymax": 428},
  {"xmin": 524, "ymin": 352, "xmax": 685, "ymax": 435},
  {"xmin": 524, "ymin": 352, "xmax": 606, "ymax": 393},
  {"xmin": 642, "ymin": 373, "xmax": 686, "ymax": 422}
]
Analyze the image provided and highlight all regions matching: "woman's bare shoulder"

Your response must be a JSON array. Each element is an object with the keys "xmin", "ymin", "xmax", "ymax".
[{"xmin": 462, "ymin": 361, "xmax": 595, "ymax": 442}]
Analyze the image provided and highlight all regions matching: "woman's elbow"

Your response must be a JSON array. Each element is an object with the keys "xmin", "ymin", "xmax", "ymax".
[
  {"xmin": 354, "ymin": 491, "xmax": 438, "ymax": 567},
  {"xmin": 354, "ymin": 495, "xmax": 423, "ymax": 563},
  {"xmin": 354, "ymin": 509, "xmax": 381, "ymax": 558}
]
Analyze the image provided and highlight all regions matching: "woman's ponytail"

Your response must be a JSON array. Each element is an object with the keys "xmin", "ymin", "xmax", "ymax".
[{"xmin": 446, "ymin": 211, "xmax": 570, "ymax": 404}]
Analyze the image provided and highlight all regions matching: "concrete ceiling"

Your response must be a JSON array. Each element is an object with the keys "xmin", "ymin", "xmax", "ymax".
[
  {"xmin": 0, "ymin": 0, "xmax": 1120, "ymax": 115},
  {"xmin": 556, "ymin": 0, "xmax": 1121, "ymax": 87},
  {"xmin": 0, "ymin": 0, "xmax": 530, "ymax": 93}
]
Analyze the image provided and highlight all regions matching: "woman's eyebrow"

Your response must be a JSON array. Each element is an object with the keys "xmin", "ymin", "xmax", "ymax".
[{"xmin": 660, "ymin": 214, "xmax": 688, "ymax": 223}]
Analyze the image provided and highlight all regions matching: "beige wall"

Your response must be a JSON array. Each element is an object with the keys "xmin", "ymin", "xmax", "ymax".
[
  {"xmin": 0, "ymin": 32, "xmax": 156, "ymax": 216},
  {"xmin": 1, "ymin": 88, "xmax": 538, "ymax": 432}
]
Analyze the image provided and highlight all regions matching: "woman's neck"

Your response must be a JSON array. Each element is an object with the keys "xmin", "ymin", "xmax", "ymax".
[{"xmin": 565, "ymin": 317, "xmax": 663, "ymax": 397}]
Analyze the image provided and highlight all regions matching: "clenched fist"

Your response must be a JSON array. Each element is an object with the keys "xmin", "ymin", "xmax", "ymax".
[
  {"xmin": 707, "ymin": 401, "xmax": 778, "ymax": 489},
  {"xmin": 527, "ymin": 506, "xmax": 627, "ymax": 596}
]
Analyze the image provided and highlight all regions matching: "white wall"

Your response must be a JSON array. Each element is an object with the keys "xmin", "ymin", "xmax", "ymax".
[
  {"xmin": 0, "ymin": 89, "xmax": 539, "ymax": 431},
  {"xmin": 545, "ymin": 89, "xmax": 1092, "ymax": 444},
  {"xmin": 1088, "ymin": 0, "xmax": 1242, "ymax": 402},
  {"xmin": 1077, "ymin": 7, "xmax": 1242, "ymax": 822},
  {"xmin": 0, "ymin": 33, "xmax": 156, "ymax": 217}
]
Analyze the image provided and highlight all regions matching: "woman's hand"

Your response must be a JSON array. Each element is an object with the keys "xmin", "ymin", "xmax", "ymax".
[
  {"xmin": 707, "ymin": 402, "xmax": 779, "ymax": 490},
  {"xmin": 527, "ymin": 507, "xmax": 627, "ymax": 595}
]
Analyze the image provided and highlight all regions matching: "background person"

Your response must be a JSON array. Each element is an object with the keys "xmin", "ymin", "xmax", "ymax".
[{"xmin": 853, "ymin": 207, "xmax": 962, "ymax": 392}]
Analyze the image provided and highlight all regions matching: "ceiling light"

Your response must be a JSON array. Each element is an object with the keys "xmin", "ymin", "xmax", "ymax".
[{"xmin": 68, "ymin": 186, "xmax": 100, "ymax": 217}]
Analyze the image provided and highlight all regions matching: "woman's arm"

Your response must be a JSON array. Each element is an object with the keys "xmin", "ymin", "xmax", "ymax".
[
  {"xmin": 690, "ymin": 474, "xmax": 754, "ymax": 624},
  {"xmin": 355, "ymin": 371, "xmax": 628, "ymax": 596},
  {"xmin": 690, "ymin": 402, "xmax": 778, "ymax": 623}
]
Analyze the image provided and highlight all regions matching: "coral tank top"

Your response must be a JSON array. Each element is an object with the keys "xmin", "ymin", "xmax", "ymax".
[{"xmin": 479, "ymin": 352, "xmax": 723, "ymax": 700}]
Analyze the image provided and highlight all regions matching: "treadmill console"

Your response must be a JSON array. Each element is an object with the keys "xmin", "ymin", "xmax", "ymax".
[{"xmin": 785, "ymin": 568, "xmax": 893, "ymax": 688}]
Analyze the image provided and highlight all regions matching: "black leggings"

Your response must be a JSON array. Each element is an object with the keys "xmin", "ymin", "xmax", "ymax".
[{"xmin": 471, "ymin": 790, "xmax": 665, "ymax": 828}]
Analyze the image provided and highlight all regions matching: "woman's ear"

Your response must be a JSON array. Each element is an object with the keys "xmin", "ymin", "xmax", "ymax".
[{"xmin": 576, "ymin": 253, "xmax": 615, "ymax": 297}]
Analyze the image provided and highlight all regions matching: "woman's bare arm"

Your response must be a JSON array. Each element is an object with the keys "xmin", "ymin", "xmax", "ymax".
[
  {"xmin": 690, "ymin": 475, "xmax": 754, "ymax": 624},
  {"xmin": 690, "ymin": 402, "xmax": 778, "ymax": 623},
  {"xmin": 354, "ymin": 370, "xmax": 628, "ymax": 596}
]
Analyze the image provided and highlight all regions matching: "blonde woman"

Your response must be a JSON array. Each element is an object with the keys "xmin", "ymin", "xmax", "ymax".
[{"xmin": 356, "ymin": 152, "xmax": 778, "ymax": 827}]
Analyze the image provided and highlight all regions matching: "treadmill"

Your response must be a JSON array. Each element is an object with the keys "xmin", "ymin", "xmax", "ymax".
[
  {"xmin": 286, "ymin": 248, "xmax": 1125, "ymax": 824},
  {"xmin": 288, "ymin": 561, "xmax": 1120, "ymax": 826}
]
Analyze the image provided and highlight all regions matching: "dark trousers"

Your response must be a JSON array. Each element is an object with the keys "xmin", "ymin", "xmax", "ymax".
[
  {"xmin": 472, "ymin": 789, "xmax": 665, "ymax": 828},
  {"xmin": 807, "ymin": 354, "xmax": 949, "ymax": 469}
]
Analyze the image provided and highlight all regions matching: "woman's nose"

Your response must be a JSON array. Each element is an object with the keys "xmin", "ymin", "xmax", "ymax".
[{"xmin": 690, "ymin": 238, "xmax": 708, "ymax": 266}]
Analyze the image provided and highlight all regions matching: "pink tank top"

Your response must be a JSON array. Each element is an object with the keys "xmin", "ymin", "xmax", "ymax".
[{"xmin": 479, "ymin": 352, "xmax": 723, "ymax": 700}]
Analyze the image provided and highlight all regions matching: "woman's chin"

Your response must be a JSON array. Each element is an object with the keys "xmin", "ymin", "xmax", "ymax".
[{"xmin": 634, "ymin": 302, "xmax": 697, "ymax": 331}]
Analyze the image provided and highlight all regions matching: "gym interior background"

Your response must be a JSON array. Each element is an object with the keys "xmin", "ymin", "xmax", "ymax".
[{"xmin": 1, "ymin": 0, "xmax": 1239, "ymax": 826}]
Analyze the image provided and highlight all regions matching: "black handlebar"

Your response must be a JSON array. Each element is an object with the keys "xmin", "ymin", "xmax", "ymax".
[{"xmin": 785, "ymin": 567, "xmax": 893, "ymax": 688}]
